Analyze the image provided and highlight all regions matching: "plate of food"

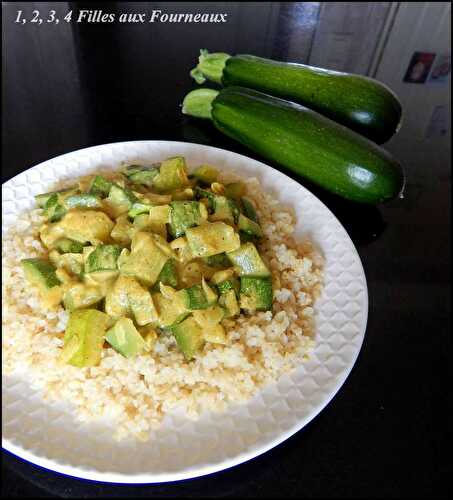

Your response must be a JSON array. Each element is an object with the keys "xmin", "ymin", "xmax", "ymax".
[{"xmin": 2, "ymin": 140, "xmax": 368, "ymax": 483}]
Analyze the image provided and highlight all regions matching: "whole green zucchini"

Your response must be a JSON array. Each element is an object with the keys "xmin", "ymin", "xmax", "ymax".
[
  {"xmin": 182, "ymin": 86, "xmax": 405, "ymax": 205},
  {"xmin": 190, "ymin": 50, "xmax": 402, "ymax": 144}
]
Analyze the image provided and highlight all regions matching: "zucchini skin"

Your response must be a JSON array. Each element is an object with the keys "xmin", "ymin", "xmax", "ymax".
[
  {"xmin": 211, "ymin": 87, "xmax": 404, "ymax": 204},
  {"xmin": 222, "ymin": 55, "xmax": 402, "ymax": 144}
]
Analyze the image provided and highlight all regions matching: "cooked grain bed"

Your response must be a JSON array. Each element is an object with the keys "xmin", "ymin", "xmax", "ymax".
[{"xmin": 2, "ymin": 172, "xmax": 324, "ymax": 441}]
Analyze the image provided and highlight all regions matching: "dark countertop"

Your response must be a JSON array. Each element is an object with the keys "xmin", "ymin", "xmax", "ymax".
[{"xmin": 2, "ymin": 2, "xmax": 451, "ymax": 498}]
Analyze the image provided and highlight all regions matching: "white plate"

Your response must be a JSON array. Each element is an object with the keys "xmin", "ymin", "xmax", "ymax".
[{"xmin": 2, "ymin": 141, "xmax": 368, "ymax": 483}]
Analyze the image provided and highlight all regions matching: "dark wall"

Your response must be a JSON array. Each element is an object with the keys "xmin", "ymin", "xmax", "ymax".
[{"xmin": 3, "ymin": 2, "xmax": 316, "ymax": 179}]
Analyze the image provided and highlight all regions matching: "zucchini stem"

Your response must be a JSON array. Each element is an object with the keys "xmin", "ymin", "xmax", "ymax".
[
  {"xmin": 182, "ymin": 89, "xmax": 219, "ymax": 119},
  {"xmin": 190, "ymin": 49, "xmax": 231, "ymax": 84}
]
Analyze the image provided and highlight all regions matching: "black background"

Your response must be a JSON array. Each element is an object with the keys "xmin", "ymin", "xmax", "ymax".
[{"xmin": 2, "ymin": 2, "xmax": 451, "ymax": 498}]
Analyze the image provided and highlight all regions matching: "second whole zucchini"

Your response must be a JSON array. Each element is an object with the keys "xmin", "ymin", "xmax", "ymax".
[
  {"xmin": 182, "ymin": 86, "xmax": 405, "ymax": 205},
  {"xmin": 190, "ymin": 50, "xmax": 402, "ymax": 144}
]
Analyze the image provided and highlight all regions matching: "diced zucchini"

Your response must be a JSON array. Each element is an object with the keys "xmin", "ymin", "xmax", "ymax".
[
  {"xmin": 152, "ymin": 292, "xmax": 189, "ymax": 328},
  {"xmin": 179, "ymin": 260, "xmax": 216, "ymax": 288},
  {"xmin": 128, "ymin": 202, "xmax": 152, "ymax": 218},
  {"xmin": 138, "ymin": 325, "xmax": 159, "ymax": 351},
  {"xmin": 203, "ymin": 323, "xmax": 228, "ymax": 345},
  {"xmin": 44, "ymin": 193, "xmax": 67, "ymax": 222},
  {"xmin": 21, "ymin": 258, "xmax": 61, "ymax": 290},
  {"xmin": 210, "ymin": 196, "xmax": 240, "ymax": 224},
  {"xmin": 155, "ymin": 258, "xmax": 179, "ymax": 288},
  {"xmin": 105, "ymin": 184, "xmax": 138, "ymax": 218},
  {"xmin": 65, "ymin": 193, "xmax": 102, "ymax": 209},
  {"xmin": 148, "ymin": 205, "xmax": 171, "ymax": 223},
  {"xmin": 105, "ymin": 275, "xmax": 157, "ymax": 325},
  {"xmin": 89, "ymin": 175, "xmax": 113, "ymax": 198},
  {"xmin": 128, "ymin": 168, "xmax": 159, "ymax": 187},
  {"xmin": 152, "ymin": 157, "xmax": 190, "ymax": 192},
  {"xmin": 241, "ymin": 197, "xmax": 259, "ymax": 223},
  {"xmin": 202, "ymin": 252, "xmax": 231, "ymax": 268},
  {"xmin": 238, "ymin": 213, "xmax": 263, "ymax": 239},
  {"xmin": 171, "ymin": 316, "xmax": 205, "ymax": 360},
  {"xmin": 216, "ymin": 278, "xmax": 240, "ymax": 297},
  {"xmin": 240, "ymin": 276, "xmax": 273, "ymax": 312},
  {"xmin": 133, "ymin": 213, "xmax": 167, "ymax": 239},
  {"xmin": 192, "ymin": 306, "xmax": 224, "ymax": 326},
  {"xmin": 56, "ymin": 210, "xmax": 114, "ymax": 245},
  {"xmin": 169, "ymin": 201, "xmax": 204, "ymax": 238},
  {"xmin": 111, "ymin": 215, "xmax": 135, "ymax": 246},
  {"xmin": 85, "ymin": 244, "xmax": 121, "ymax": 273},
  {"xmin": 118, "ymin": 231, "xmax": 168, "ymax": 287},
  {"xmin": 122, "ymin": 163, "xmax": 159, "ymax": 177},
  {"xmin": 105, "ymin": 317, "xmax": 147, "ymax": 358},
  {"xmin": 186, "ymin": 221, "xmax": 241, "ymax": 258},
  {"xmin": 150, "ymin": 233, "xmax": 175, "ymax": 258},
  {"xmin": 35, "ymin": 186, "xmax": 78, "ymax": 209},
  {"xmin": 224, "ymin": 182, "xmax": 246, "ymax": 199},
  {"xmin": 54, "ymin": 238, "xmax": 84, "ymax": 254},
  {"xmin": 210, "ymin": 268, "xmax": 236, "ymax": 285},
  {"xmin": 60, "ymin": 309, "xmax": 109, "ymax": 367},
  {"xmin": 83, "ymin": 271, "xmax": 119, "ymax": 296},
  {"xmin": 219, "ymin": 289, "xmax": 240, "ymax": 317},
  {"xmin": 49, "ymin": 250, "xmax": 84, "ymax": 277},
  {"xmin": 192, "ymin": 165, "xmax": 219, "ymax": 185},
  {"xmin": 176, "ymin": 279, "xmax": 217, "ymax": 310},
  {"xmin": 129, "ymin": 285, "xmax": 158, "ymax": 326},
  {"xmin": 194, "ymin": 187, "xmax": 216, "ymax": 211},
  {"xmin": 227, "ymin": 242, "xmax": 270, "ymax": 277},
  {"xmin": 63, "ymin": 283, "xmax": 104, "ymax": 311},
  {"xmin": 132, "ymin": 213, "xmax": 150, "ymax": 230}
]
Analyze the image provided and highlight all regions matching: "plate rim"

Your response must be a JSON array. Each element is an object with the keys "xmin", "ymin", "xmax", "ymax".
[{"xmin": 2, "ymin": 140, "xmax": 369, "ymax": 484}]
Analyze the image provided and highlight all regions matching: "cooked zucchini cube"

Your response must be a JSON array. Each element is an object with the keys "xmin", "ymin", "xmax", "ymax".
[
  {"xmin": 216, "ymin": 278, "xmax": 240, "ymax": 296},
  {"xmin": 89, "ymin": 175, "xmax": 112, "ymax": 198},
  {"xmin": 219, "ymin": 289, "xmax": 240, "ymax": 317},
  {"xmin": 85, "ymin": 244, "xmax": 121, "ymax": 273},
  {"xmin": 105, "ymin": 275, "xmax": 158, "ymax": 325},
  {"xmin": 227, "ymin": 242, "xmax": 270, "ymax": 277},
  {"xmin": 35, "ymin": 186, "xmax": 78, "ymax": 209},
  {"xmin": 241, "ymin": 197, "xmax": 259, "ymax": 223},
  {"xmin": 186, "ymin": 221, "xmax": 240, "ymax": 258},
  {"xmin": 238, "ymin": 213, "xmax": 263, "ymax": 239},
  {"xmin": 60, "ymin": 309, "xmax": 109, "ymax": 367},
  {"xmin": 105, "ymin": 184, "xmax": 138, "ymax": 217},
  {"xmin": 21, "ymin": 258, "xmax": 61, "ymax": 290},
  {"xmin": 224, "ymin": 182, "xmax": 246, "ymax": 200},
  {"xmin": 194, "ymin": 186, "xmax": 216, "ymax": 211},
  {"xmin": 54, "ymin": 210, "xmax": 115, "ymax": 245},
  {"xmin": 44, "ymin": 193, "xmax": 67, "ymax": 222},
  {"xmin": 169, "ymin": 201, "xmax": 204, "ymax": 238},
  {"xmin": 171, "ymin": 316, "xmax": 205, "ymax": 360},
  {"xmin": 105, "ymin": 317, "xmax": 147, "ymax": 358},
  {"xmin": 156, "ymin": 258, "xmax": 179, "ymax": 288},
  {"xmin": 210, "ymin": 196, "xmax": 240, "ymax": 224},
  {"xmin": 65, "ymin": 193, "xmax": 102, "ymax": 209},
  {"xmin": 128, "ymin": 168, "xmax": 159, "ymax": 187},
  {"xmin": 176, "ymin": 280, "xmax": 217, "ymax": 310},
  {"xmin": 152, "ymin": 157, "xmax": 190, "ymax": 192},
  {"xmin": 63, "ymin": 283, "xmax": 104, "ymax": 311},
  {"xmin": 192, "ymin": 165, "xmax": 219, "ymax": 185},
  {"xmin": 54, "ymin": 238, "xmax": 84, "ymax": 254},
  {"xmin": 118, "ymin": 231, "xmax": 169, "ymax": 287},
  {"xmin": 240, "ymin": 276, "xmax": 273, "ymax": 312},
  {"xmin": 128, "ymin": 202, "xmax": 153, "ymax": 218}
]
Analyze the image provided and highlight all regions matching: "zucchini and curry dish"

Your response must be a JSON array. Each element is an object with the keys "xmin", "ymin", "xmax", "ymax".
[
  {"xmin": 20, "ymin": 157, "xmax": 275, "ymax": 365},
  {"xmin": 4, "ymin": 154, "xmax": 323, "ymax": 440}
]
